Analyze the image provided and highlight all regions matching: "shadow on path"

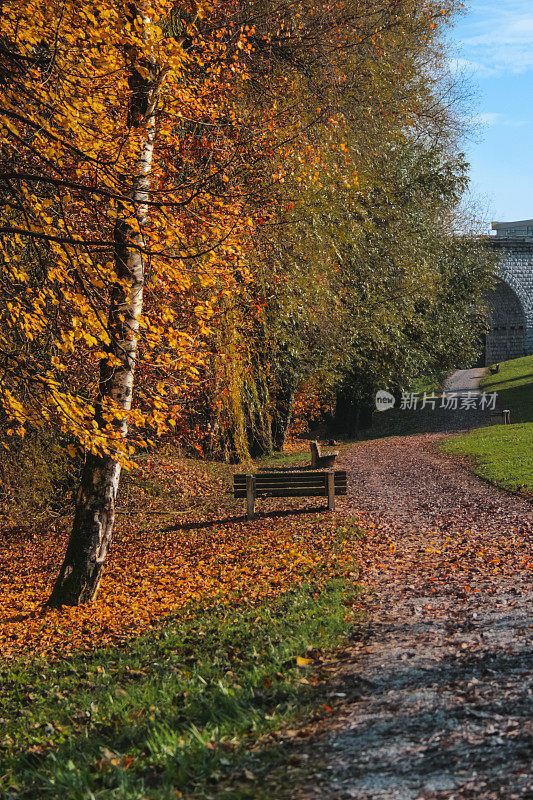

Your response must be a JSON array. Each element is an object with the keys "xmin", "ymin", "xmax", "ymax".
[{"xmin": 263, "ymin": 402, "xmax": 532, "ymax": 800}]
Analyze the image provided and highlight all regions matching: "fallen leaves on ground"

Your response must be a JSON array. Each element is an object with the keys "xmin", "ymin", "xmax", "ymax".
[
  {"xmin": 338, "ymin": 433, "xmax": 532, "ymax": 597},
  {"xmin": 259, "ymin": 431, "xmax": 533, "ymax": 800},
  {"xmin": 0, "ymin": 456, "xmax": 358, "ymax": 660},
  {"xmin": 3, "ymin": 432, "xmax": 530, "ymax": 664}
]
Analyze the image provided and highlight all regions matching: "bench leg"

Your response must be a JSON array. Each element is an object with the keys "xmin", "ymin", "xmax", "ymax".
[
  {"xmin": 327, "ymin": 472, "xmax": 335, "ymax": 511},
  {"xmin": 246, "ymin": 475, "xmax": 256, "ymax": 519}
]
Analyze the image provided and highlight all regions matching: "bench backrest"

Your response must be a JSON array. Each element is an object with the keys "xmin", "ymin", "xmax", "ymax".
[
  {"xmin": 309, "ymin": 440, "xmax": 321, "ymax": 467},
  {"xmin": 233, "ymin": 471, "xmax": 347, "ymax": 498},
  {"xmin": 309, "ymin": 440, "xmax": 321, "ymax": 457}
]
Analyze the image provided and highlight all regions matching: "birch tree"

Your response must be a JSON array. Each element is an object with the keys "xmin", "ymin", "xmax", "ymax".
[
  {"xmin": 0, "ymin": 0, "xmax": 254, "ymax": 604},
  {"xmin": 46, "ymin": 19, "xmax": 166, "ymax": 606}
]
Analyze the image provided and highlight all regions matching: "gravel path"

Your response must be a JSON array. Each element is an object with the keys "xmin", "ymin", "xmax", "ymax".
[
  {"xmin": 442, "ymin": 367, "xmax": 486, "ymax": 395},
  {"xmin": 274, "ymin": 430, "xmax": 533, "ymax": 800}
]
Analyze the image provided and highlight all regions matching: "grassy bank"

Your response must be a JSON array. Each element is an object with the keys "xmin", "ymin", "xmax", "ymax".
[
  {"xmin": 0, "ymin": 575, "xmax": 364, "ymax": 800},
  {"xmin": 440, "ymin": 355, "xmax": 533, "ymax": 496},
  {"xmin": 440, "ymin": 423, "xmax": 533, "ymax": 496},
  {"xmin": 480, "ymin": 354, "xmax": 533, "ymax": 423}
]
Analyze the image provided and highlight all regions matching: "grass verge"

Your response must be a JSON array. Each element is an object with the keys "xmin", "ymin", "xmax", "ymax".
[
  {"xmin": 439, "ymin": 423, "xmax": 533, "ymax": 497},
  {"xmin": 0, "ymin": 567, "xmax": 364, "ymax": 800},
  {"xmin": 439, "ymin": 355, "xmax": 533, "ymax": 496},
  {"xmin": 480, "ymin": 354, "xmax": 533, "ymax": 423}
]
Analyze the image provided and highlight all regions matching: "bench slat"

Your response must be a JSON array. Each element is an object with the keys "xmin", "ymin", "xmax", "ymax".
[
  {"xmin": 234, "ymin": 484, "xmax": 347, "ymax": 493},
  {"xmin": 234, "ymin": 471, "xmax": 346, "ymax": 482},
  {"xmin": 233, "ymin": 476, "xmax": 347, "ymax": 483},
  {"xmin": 234, "ymin": 483, "xmax": 346, "ymax": 492},
  {"xmin": 233, "ymin": 470, "xmax": 346, "ymax": 477},
  {"xmin": 233, "ymin": 477, "xmax": 347, "ymax": 487},
  {"xmin": 234, "ymin": 486, "xmax": 347, "ymax": 498}
]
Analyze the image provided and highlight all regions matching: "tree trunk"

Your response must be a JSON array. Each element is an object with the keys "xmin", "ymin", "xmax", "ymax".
[
  {"xmin": 271, "ymin": 384, "xmax": 296, "ymax": 451},
  {"xmin": 47, "ymin": 63, "xmax": 161, "ymax": 607},
  {"xmin": 244, "ymin": 361, "xmax": 273, "ymax": 458}
]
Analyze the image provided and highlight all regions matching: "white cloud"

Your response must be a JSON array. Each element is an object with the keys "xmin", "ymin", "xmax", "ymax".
[
  {"xmin": 448, "ymin": 56, "xmax": 496, "ymax": 78},
  {"xmin": 471, "ymin": 112, "xmax": 501, "ymax": 126},
  {"xmin": 456, "ymin": 1, "xmax": 533, "ymax": 75},
  {"xmin": 465, "ymin": 111, "xmax": 529, "ymax": 128}
]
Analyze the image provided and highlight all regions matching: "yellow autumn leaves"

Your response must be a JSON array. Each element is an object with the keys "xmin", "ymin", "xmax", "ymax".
[{"xmin": 0, "ymin": 457, "xmax": 358, "ymax": 659}]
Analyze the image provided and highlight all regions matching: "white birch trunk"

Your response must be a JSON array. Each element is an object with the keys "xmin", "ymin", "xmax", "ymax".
[{"xmin": 47, "ymin": 66, "xmax": 160, "ymax": 607}]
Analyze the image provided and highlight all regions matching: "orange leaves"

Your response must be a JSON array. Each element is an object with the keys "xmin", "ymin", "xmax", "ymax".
[
  {"xmin": 356, "ymin": 502, "xmax": 532, "ymax": 594},
  {"xmin": 94, "ymin": 748, "xmax": 134, "ymax": 772},
  {"xmin": 288, "ymin": 380, "xmax": 334, "ymax": 439},
  {"xmin": 0, "ymin": 456, "xmax": 357, "ymax": 660},
  {"xmin": 0, "ymin": 0, "xmax": 260, "ymax": 463}
]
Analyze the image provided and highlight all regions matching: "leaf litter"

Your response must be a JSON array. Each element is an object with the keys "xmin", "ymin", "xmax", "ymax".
[
  {"xmin": 0, "ymin": 455, "xmax": 359, "ymax": 660},
  {"xmin": 260, "ymin": 432, "xmax": 532, "ymax": 800}
]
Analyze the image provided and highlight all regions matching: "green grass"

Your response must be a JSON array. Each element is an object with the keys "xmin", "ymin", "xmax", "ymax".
[
  {"xmin": 440, "ymin": 355, "xmax": 533, "ymax": 496},
  {"xmin": 480, "ymin": 354, "xmax": 533, "ymax": 423},
  {"xmin": 440, "ymin": 423, "xmax": 533, "ymax": 495},
  {"xmin": 253, "ymin": 449, "xmax": 311, "ymax": 468},
  {"xmin": 0, "ymin": 528, "xmax": 365, "ymax": 800}
]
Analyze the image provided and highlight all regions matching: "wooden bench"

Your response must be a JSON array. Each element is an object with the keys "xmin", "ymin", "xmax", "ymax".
[
  {"xmin": 233, "ymin": 470, "xmax": 347, "ymax": 519},
  {"xmin": 310, "ymin": 440, "xmax": 338, "ymax": 468}
]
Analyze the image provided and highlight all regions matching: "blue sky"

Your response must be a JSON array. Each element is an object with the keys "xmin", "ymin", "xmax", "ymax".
[{"xmin": 449, "ymin": 1, "xmax": 533, "ymax": 228}]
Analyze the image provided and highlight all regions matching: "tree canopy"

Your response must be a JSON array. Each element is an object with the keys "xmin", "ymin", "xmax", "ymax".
[{"xmin": 0, "ymin": 0, "xmax": 496, "ymax": 604}]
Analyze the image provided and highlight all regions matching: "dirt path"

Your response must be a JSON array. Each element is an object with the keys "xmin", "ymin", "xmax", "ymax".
[{"xmin": 275, "ymin": 433, "xmax": 533, "ymax": 800}]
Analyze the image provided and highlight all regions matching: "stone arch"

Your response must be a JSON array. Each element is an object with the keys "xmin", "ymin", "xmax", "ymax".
[{"xmin": 484, "ymin": 279, "xmax": 526, "ymax": 366}]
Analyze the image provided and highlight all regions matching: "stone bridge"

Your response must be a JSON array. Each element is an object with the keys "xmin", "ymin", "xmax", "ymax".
[{"xmin": 483, "ymin": 219, "xmax": 533, "ymax": 366}]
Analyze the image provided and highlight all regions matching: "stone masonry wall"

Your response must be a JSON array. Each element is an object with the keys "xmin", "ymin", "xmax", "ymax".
[{"xmin": 488, "ymin": 239, "xmax": 533, "ymax": 363}]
